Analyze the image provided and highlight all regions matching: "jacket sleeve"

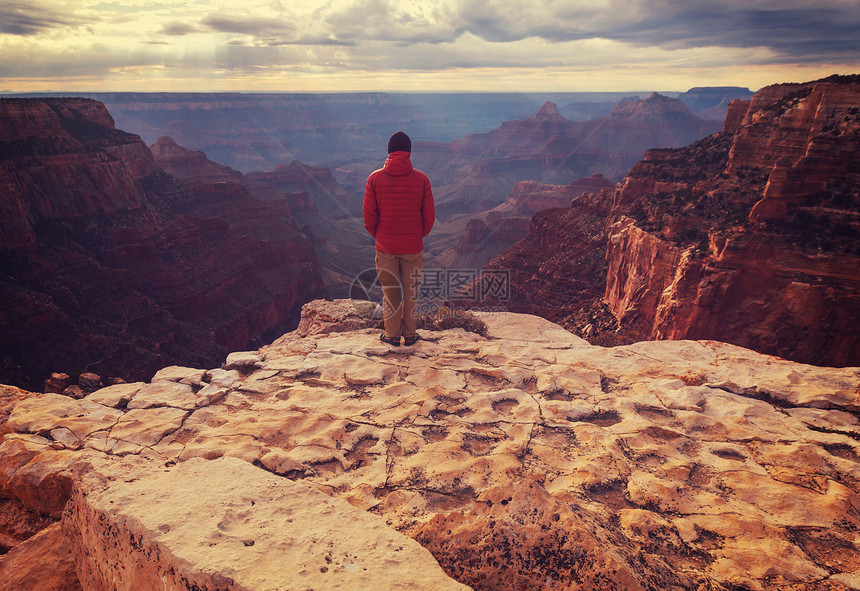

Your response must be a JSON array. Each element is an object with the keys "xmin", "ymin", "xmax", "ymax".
[
  {"xmin": 421, "ymin": 176, "xmax": 435, "ymax": 237},
  {"xmin": 363, "ymin": 174, "xmax": 378, "ymax": 237}
]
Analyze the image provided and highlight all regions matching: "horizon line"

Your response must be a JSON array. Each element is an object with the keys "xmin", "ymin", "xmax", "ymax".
[{"xmin": 0, "ymin": 87, "xmax": 755, "ymax": 96}]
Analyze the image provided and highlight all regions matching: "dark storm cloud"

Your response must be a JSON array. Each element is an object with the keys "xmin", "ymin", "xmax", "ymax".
[
  {"xmin": 201, "ymin": 14, "xmax": 298, "ymax": 37},
  {"xmin": 601, "ymin": 5, "xmax": 860, "ymax": 59},
  {"xmin": 0, "ymin": 1, "xmax": 86, "ymax": 35},
  {"xmin": 159, "ymin": 21, "xmax": 200, "ymax": 36},
  {"xmin": 316, "ymin": 0, "xmax": 859, "ymax": 63}
]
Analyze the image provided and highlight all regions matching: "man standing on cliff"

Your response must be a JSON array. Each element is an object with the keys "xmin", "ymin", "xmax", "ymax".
[{"xmin": 363, "ymin": 131, "xmax": 435, "ymax": 346}]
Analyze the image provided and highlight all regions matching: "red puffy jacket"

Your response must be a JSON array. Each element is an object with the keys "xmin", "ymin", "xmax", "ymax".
[{"xmin": 363, "ymin": 151, "xmax": 435, "ymax": 254}]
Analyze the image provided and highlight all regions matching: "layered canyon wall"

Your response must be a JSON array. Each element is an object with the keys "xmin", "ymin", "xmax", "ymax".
[
  {"xmin": 488, "ymin": 75, "xmax": 860, "ymax": 366},
  {"xmin": 0, "ymin": 98, "xmax": 324, "ymax": 391},
  {"xmin": 606, "ymin": 75, "xmax": 860, "ymax": 366}
]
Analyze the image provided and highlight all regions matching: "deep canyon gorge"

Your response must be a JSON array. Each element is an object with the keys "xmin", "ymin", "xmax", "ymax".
[{"xmin": 0, "ymin": 76, "xmax": 858, "ymax": 591}]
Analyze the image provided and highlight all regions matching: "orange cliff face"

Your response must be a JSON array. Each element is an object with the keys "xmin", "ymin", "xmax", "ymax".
[
  {"xmin": 486, "ymin": 75, "xmax": 859, "ymax": 366},
  {"xmin": 0, "ymin": 98, "xmax": 324, "ymax": 391},
  {"xmin": 604, "ymin": 75, "xmax": 860, "ymax": 367}
]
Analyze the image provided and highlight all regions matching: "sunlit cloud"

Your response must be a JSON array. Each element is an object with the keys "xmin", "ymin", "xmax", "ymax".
[{"xmin": 0, "ymin": 0, "xmax": 857, "ymax": 92}]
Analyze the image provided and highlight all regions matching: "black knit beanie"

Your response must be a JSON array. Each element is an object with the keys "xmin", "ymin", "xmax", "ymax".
[{"xmin": 387, "ymin": 131, "xmax": 411, "ymax": 153}]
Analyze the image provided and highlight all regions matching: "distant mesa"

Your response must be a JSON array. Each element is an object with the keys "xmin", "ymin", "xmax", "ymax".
[
  {"xmin": 608, "ymin": 92, "xmax": 692, "ymax": 117},
  {"xmin": 424, "ymin": 92, "xmax": 722, "ymax": 222},
  {"xmin": 530, "ymin": 101, "xmax": 566, "ymax": 122},
  {"xmin": 677, "ymin": 86, "xmax": 755, "ymax": 119}
]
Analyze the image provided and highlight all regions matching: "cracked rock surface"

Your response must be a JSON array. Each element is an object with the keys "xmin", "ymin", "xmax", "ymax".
[{"xmin": 1, "ymin": 299, "xmax": 859, "ymax": 591}]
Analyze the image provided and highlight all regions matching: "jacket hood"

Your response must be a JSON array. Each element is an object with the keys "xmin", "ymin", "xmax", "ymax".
[{"xmin": 383, "ymin": 151, "xmax": 414, "ymax": 176}]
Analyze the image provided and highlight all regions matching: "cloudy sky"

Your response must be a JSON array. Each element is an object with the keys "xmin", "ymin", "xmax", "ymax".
[{"xmin": 2, "ymin": 0, "xmax": 859, "ymax": 92}]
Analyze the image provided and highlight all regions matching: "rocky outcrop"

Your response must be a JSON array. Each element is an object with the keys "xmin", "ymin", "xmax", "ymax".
[
  {"xmin": 1, "ymin": 299, "xmax": 858, "ymax": 590},
  {"xmin": 488, "ymin": 75, "xmax": 860, "ymax": 366},
  {"xmin": 0, "ymin": 98, "xmax": 323, "ymax": 391},
  {"xmin": 295, "ymin": 298, "xmax": 381, "ymax": 336},
  {"xmin": 149, "ymin": 135, "xmax": 244, "ymax": 184},
  {"xmin": 605, "ymin": 75, "xmax": 860, "ymax": 367},
  {"xmin": 0, "ymin": 98, "xmax": 153, "ymax": 252}
]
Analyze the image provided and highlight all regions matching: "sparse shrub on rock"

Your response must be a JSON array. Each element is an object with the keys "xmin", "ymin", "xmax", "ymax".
[{"xmin": 417, "ymin": 307, "xmax": 489, "ymax": 337}]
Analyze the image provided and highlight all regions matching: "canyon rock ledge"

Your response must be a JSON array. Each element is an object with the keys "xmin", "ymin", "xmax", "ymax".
[{"xmin": 1, "ymin": 299, "xmax": 859, "ymax": 591}]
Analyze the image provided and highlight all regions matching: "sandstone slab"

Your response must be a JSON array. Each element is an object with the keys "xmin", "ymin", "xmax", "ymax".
[
  {"xmin": 84, "ymin": 382, "xmax": 143, "ymax": 408},
  {"xmin": 296, "ymin": 298, "xmax": 381, "ymax": 337},
  {"xmin": 126, "ymin": 381, "xmax": 197, "ymax": 410},
  {"xmin": 63, "ymin": 456, "xmax": 471, "ymax": 591},
  {"xmin": 6, "ymin": 395, "xmax": 123, "ymax": 441},
  {"xmin": 0, "ymin": 522, "xmax": 81, "ymax": 591}
]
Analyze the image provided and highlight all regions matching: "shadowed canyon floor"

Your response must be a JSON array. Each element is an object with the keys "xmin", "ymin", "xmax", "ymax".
[{"xmin": 1, "ymin": 300, "xmax": 859, "ymax": 590}]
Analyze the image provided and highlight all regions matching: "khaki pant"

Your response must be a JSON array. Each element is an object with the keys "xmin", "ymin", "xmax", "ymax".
[{"xmin": 375, "ymin": 250, "xmax": 423, "ymax": 339}]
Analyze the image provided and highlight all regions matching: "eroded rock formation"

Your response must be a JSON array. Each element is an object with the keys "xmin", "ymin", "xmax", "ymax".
[
  {"xmin": 606, "ymin": 75, "xmax": 860, "ymax": 366},
  {"xmin": 488, "ymin": 75, "xmax": 860, "ymax": 366},
  {"xmin": 0, "ymin": 98, "xmax": 323, "ymax": 391},
  {"xmin": 0, "ymin": 300, "xmax": 857, "ymax": 590}
]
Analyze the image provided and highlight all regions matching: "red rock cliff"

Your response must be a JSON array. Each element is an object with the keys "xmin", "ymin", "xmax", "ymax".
[
  {"xmin": 606, "ymin": 75, "xmax": 860, "ymax": 366},
  {"xmin": 0, "ymin": 98, "xmax": 153, "ymax": 252},
  {"xmin": 488, "ymin": 75, "xmax": 859, "ymax": 366},
  {"xmin": 0, "ymin": 98, "xmax": 324, "ymax": 390}
]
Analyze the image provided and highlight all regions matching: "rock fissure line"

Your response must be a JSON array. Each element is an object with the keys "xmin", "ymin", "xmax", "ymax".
[
  {"xmin": 806, "ymin": 425, "xmax": 860, "ymax": 441},
  {"xmin": 152, "ymin": 410, "xmax": 194, "ymax": 449}
]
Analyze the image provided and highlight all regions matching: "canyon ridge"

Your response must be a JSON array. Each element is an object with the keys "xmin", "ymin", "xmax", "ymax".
[{"xmin": 481, "ymin": 75, "xmax": 860, "ymax": 368}]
